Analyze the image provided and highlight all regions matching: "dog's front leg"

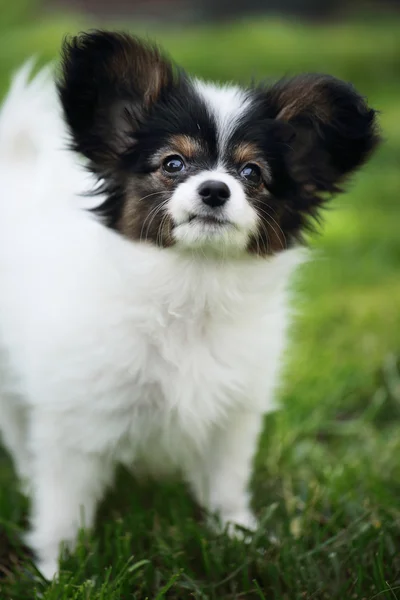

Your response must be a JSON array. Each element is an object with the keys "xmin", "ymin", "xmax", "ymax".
[
  {"xmin": 26, "ymin": 412, "xmax": 114, "ymax": 580},
  {"xmin": 188, "ymin": 409, "xmax": 263, "ymax": 536}
]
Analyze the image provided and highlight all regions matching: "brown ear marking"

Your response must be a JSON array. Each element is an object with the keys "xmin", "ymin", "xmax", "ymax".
[
  {"xmin": 106, "ymin": 34, "xmax": 174, "ymax": 107},
  {"xmin": 274, "ymin": 75, "xmax": 333, "ymax": 123},
  {"xmin": 59, "ymin": 31, "xmax": 176, "ymax": 168},
  {"xmin": 265, "ymin": 73, "xmax": 380, "ymax": 189}
]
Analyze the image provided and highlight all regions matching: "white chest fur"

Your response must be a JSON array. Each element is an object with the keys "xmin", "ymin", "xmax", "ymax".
[
  {"xmin": 0, "ymin": 213, "xmax": 303, "ymax": 461},
  {"xmin": 0, "ymin": 202, "xmax": 304, "ymax": 581},
  {"xmin": 40, "ymin": 237, "xmax": 302, "ymax": 470}
]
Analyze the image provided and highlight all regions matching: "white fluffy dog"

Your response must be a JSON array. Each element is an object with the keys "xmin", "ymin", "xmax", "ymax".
[{"xmin": 0, "ymin": 32, "xmax": 379, "ymax": 579}]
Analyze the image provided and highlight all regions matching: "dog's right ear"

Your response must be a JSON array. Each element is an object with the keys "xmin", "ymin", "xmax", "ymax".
[{"xmin": 58, "ymin": 31, "xmax": 175, "ymax": 174}]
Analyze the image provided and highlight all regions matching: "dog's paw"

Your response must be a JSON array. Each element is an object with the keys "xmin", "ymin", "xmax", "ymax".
[
  {"xmin": 220, "ymin": 510, "xmax": 258, "ymax": 541},
  {"xmin": 36, "ymin": 558, "xmax": 59, "ymax": 581},
  {"xmin": 23, "ymin": 531, "xmax": 60, "ymax": 581}
]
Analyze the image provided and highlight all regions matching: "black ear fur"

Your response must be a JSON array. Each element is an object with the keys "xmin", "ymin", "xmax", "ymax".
[
  {"xmin": 58, "ymin": 31, "xmax": 176, "ymax": 174},
  {"xmin": 265, "ymin": 74, "xmax": 380, "ymax": 193}
]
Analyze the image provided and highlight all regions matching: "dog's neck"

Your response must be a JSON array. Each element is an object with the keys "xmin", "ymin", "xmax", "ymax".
[{"xmin": 118, "ymin": 242, "xmax": 306, "ymax": 323}]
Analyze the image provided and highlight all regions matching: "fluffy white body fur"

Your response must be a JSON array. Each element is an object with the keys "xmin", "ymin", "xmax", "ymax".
[{"xmin": 0, "ymin": 65, "xmax": 304, "ymax": 579}]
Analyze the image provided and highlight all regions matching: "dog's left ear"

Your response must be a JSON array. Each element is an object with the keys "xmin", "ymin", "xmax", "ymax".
[
  {"xmin": 266, "ymin": 74, "xmax": 380, "ymax": 193},
  {"xmin": 58, "ymin": 31, "xmax": 176, "ymax": 174}
]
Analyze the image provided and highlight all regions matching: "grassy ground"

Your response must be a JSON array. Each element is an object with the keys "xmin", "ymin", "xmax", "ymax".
[{"xmin": 0, "ymin": 10, "xmax": 400, "ymax": 600}]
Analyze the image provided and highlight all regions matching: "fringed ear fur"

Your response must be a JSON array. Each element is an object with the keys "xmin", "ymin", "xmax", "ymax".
[
  {"xmin": 58, "ymin": 31, "xmax": 176, "ymax": 174},
  {"xmin": 265, "ymin": 74, "xmax": 380, "ymax": 193}
]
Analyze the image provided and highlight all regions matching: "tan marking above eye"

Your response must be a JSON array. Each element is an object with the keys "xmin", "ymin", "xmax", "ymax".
[
  {"xmin": 232, "ymin": 142, "xmax": 261, "ymax": 165},
  {"xmin": 168, "ymin": 135, "xmax": 202, "ymax": 158}
]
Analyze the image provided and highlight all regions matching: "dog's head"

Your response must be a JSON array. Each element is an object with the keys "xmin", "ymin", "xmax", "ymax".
[{"xmin": 59, "ymin": 31, "xmax": 379, "ymax": 256}]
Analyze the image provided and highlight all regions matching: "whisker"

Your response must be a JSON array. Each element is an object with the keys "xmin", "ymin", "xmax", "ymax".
[
  {"xmin": 138, "ymin": 194, "xmax": 168, "ymax": 239},
  {"xmin": 263, "ymin": 204, "xmax": 288, "ymax": 246},
  {"xmin": 157, "ymin": 211, "xmax": 170, "ymax": 247},
  {"xmin": 257, "ymin": 218, "xmax": 270, "ymax": 256},
  {"xmin": 147, "ymin": 201, "xmax": 170, "ymax": 244},
  {"xmin": 140, "ymin": 199, "xmax": 169, "ymax": 243},
  {"xmin": 155, "ymin": 213, "xmax": 163, "ymax": 247},
  {"xmin": 256, "ymin": 205, "xmax": 287, "ymax": 251},
  {"xmin": 138, "ymin": 191, "xmax": 166, "ymax": 202},
  {"xmin": 139, "ymin": 204, "xmax": 161, "ymax": 243}
]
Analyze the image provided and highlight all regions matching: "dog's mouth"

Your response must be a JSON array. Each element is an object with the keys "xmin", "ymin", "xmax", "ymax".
[{"xmin": 187, "ymin": 214, "xmax": 233, "ymax": 227}]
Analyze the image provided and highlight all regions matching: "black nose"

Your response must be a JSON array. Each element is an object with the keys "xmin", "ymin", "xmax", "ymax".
[{"xmin": 198, "ymin": 180, "xmax": 231, "ymax": 208}]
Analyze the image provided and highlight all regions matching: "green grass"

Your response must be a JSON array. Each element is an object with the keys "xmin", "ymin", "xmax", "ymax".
[{"xmin": 1, "ymin": 11, "xmax": 400, "ymax": 600}]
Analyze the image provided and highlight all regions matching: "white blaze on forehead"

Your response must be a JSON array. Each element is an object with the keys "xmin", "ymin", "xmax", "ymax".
[{"xmin": 193, "ymin": 80, "xmax": 252, "ymax": 153}]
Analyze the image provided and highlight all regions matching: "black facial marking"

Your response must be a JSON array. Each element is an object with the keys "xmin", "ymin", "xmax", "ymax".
[
  {"xmin": 105, "ymin": 79, "xmax": 219, "ymax": 242},
  {"xmin": 119, "ymin": 77, "xmax": 218, "ymax": 176}
]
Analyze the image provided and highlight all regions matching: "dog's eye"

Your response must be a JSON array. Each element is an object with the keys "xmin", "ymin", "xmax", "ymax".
[
  {"xmin": 240, "ymin": 164, "xmax": 261, "ymax": 184},
  {"xmin": 163, "ymin": 155, "xmax": 185, "ymax": 174}
]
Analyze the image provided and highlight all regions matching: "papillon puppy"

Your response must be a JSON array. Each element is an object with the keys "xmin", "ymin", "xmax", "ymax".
[{"xmin": 0, "ymin": 31, "xmax": 379, "ymax": 579}]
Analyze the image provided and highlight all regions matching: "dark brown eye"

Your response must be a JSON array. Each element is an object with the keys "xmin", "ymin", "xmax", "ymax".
[
  {"xmin": 240, "ymin": 163, "xmax": 261, "ymax": 184},
  {"xmin": 163, "ymin": 155, "xmax": 185, "ymax": 174}
]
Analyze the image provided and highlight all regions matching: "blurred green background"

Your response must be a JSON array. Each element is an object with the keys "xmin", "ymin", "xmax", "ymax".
[{"xmin": 0, "ymin": 1, "xmax": 399, "ymax": 599}]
